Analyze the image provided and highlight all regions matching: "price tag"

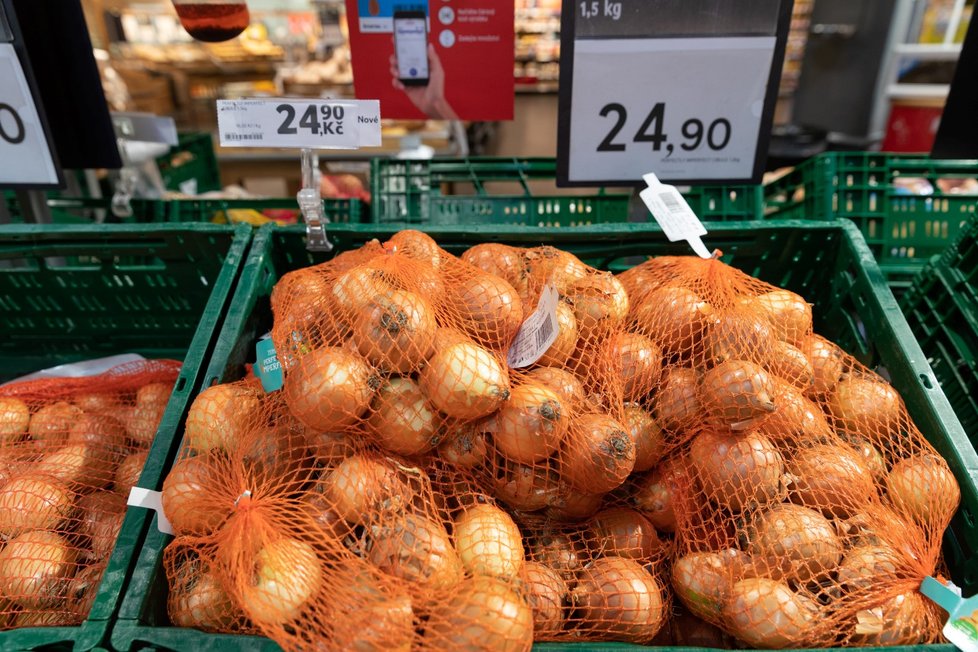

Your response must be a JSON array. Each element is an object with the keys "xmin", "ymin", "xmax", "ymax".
[
  {"xmin": 639, "ymin": 172, "xmax": 712, "ymax": 259},
  {"xmin": 557, "ymin": 0, "xmax": 790, "ymax": 186},
  {"xmin": 0, "ymin": 43, "xmax": 59, "ymax": 186},
  {"xmin": 507, "ymin": 284, "xmax": 561, "ymax": 369},
  {"xmin": 922, "ymin": 576, "xmax": 978, "ymax": 652},
  {"xmin": 255, "ymin": 334, "xmax": 284, "ymax": 393},
  {"xmin": 217, "ymin": 98, "xmax": 382, "ymax": 149},
  {"xmin": 126, "ymin": 487, "xmax": 175, "ymax": 535}
]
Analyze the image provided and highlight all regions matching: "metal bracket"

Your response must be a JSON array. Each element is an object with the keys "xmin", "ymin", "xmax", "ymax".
[{"xmin": 298, "ymin": 148, "xmax": 332, "ymax": 252}]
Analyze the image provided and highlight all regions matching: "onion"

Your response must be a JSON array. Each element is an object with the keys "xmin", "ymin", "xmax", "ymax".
[
  {"xmin": 845, "ymin": 436, "xmax": 887, "ymax": 480},
  {"xmin": 767, "ymin": 341, "xmax": 815, "ymax": 390},
  {"xmin": 493, "ymin": 381, "xmax": 568, "ymax": 464},
  {"xmin": 171, "ymin": 566, "xmax": 238, "ymax": 630},
  {"xmin": 722, "ymin": 578, "xmax": 819, "ymax": 648},
  {"xmin": 690, "ymin": 430, "xmax": 784, "ymax": 512},
  {"xmin": 29, "ymin": 401, "xmax": 82, "ymax": 447},
  {"xmin": 523, "ymin": 248, "xmax": 589, "ymax": 293},
  {"xmin": 631, "ymin": 459, "xmax": 684, "ymax": 532},
  {"xmin": 75, "ymin": 393, "xmax": 119, "ymax": 413},
  {"xmin": 565, "ymin": 273, "xmax": 629, "ymax": 338},
  {"xmin": 114, "ymin": 450, "xmax": 147, "ymax": 495},
  {"xmin": 0, "ymin": 530, "xmax": 77, "ymax": 608},
  {"xmin": 366, "ymin": 377, "xmax": 441, "ymax": 457},
  {"xmin": 603, "ymin": 332, "xmax": 663, "ymax": 402},
  {"xmin": 529, "ymin": 533, "xmax": 583, "ymax": 585},
  {"xmin": 586, "ymin": 507, "xmax": 660, "ymax": 559},
  {"xmin": 887, "ymin": 454, "xmax": 960, "ymax": 529},
  {"xmin": 632, "ymin": 286, "xmax": 713, "ymax": 357},
  {"xmin": 752, "ymin": 290, "xmax": 812, "ymax": 346},
  {"xmin": 242, "ymin": 537, "xmax": 323, "ymax": 627},
  {"xmin": 461, "ymin": 243, "xmax": 524, "ymax": 287},
  {"xmin": 438, "ymin": 422, "xmax": 489, "ymax": 469},
  {"xmin": 571, "ymin": 556, "xmax": 666, "ymax": 643},
  {"xmin": 525, "ymin": 366, "xmax": 585, "ymax": 407},
  {"xmin": 331, "ymin": 265, "xmax": 391, "ymax": 315},
  {"xmin": 700, "ymin": 360, "xmax": 776, "ymax": 430},
  {"xmin": 788, "ymin": 444, "xmax": 876, "ymax": 517},
  {"xmin": 623, "ymin": 405, "xmax": 664, "ymax": 473},
  {"xmin": 353, "ymin": 290, "xmax": 436, "ymax": 374},
  {"xmin": 284, "ymin": 347, "xmax": 377, "ymax": 432},
  {"xmin": 837, "ymin": 545, "xmax": 899, "ymax": 592},
  {"xmin": 808, "ymin": 336, "xmax": 845, "ymax": 395},
  {"xmin": 273, "ymin": 269, "xmax": 338, "ymax": 346},
  {"xmin": 302, "ymin": 427, "xmax": 355, "ymax": 465},
  {"xmin": 0, "ymin": 398, "xmax": 29, "ymax": 444},
  {"xmin": 560, "ymin": 413, "xmax": 635, "ymax": 494},
  {"xmin": 520, "ymin": 561, "xmax": 566, "ymax": 635},
  {"xmin": 424, "ymin": 576, "xmax": 533, "ymax": 651},
  {"xmin": 537, "ymin": 301, "xmax": 578, "ymax": 367},
  {"xmin": 71, "ymin": 562, "xmax": 105, "ymax": 618},
  {"xmin": 137, "ymin": 382, "xmax": 172, "ymax": 410},
  {"xmin": 330, "ymin": 569, "xmax": 415, "ymax": 652},
  {"xmin": 161, "ymin": 454, "xmax": 227, "ymax": 536},
  {"xmin": 455, "ymin": 272, "xmax": 524, "ymax": 347},
  {"xmin": 492, "ymin": 458, "xmax": 559, "ymax": 511},
  {"xmin": 325, "ymin": 454, "xmax": 412, "ymax": 525},
  {"xmin": 851, "ymin": 591, "xmax": 932, "ymax": 646},
  {"xmin": 185, "ymin": 383, "xmax": 262, "ymax": 454},
  {"xmin": 653, "ymin": 367, "xmax": 700, "ymax": 432},
  {"xmin": 419, "ymin": 341, "xmax": 510, "ymax": 420},
  {"xmin": 387, "ymin": 230, "xmax": 443, "ymax": 268},
  {"xmin": 673, "ymin": 549, "xmax": 753, "ymax": 620},
  {"xmin": 123, "ymin": 403, "xmax": 166, "ymax": 446},
  {"xmin": 67, "ymin": 413, "xmax": 128, "ymax": 458},
  {"xmin": 758, "ymin": 382, "xmax": 832, "ymax": 443},
  {"xmin": 241, "ymin": 425, "xmax": 309, "ymax": 482},
  {"xmin": 829, "ymin": 376, "xmax": 904, "ymax": 443},
  {"xmin": 0, "ymin": 475, "xmax": 72, "ymax": 538},
  {"xmin": 79, "ymin": 491, "xmax": 126, "ymax": 559},
  {"xmin": 298, "ymin": 485, "xmax": 352, "ymax": 541},
  {"xmin": 748, "ymin": 504, "xmax": 842, "ymax": 584},
  {"xmin": 545, "ymin": 484, "xmax": 603, "ymax": 522},
  {"xmin": 704, "ymin": 307, "xmax": 776, "ymax": 366},
  {"xmin": 37, "ymin": 441, "xmax": 117, "ymax": 490},
  {"xmin": 454, "ymin": 503, "xmax": 525, "ymax": 579},
  {"xmin": 432, "ymin": 327, "xmax": 471, "ymax": 351},
  {"xmin": 368, "ymin": 513, "xmax": 462, "ymax": 591}
]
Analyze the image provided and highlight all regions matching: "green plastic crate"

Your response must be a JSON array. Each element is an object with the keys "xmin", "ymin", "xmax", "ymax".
[
  {"xmin": 369, "ymin": 157, "xmax": 763, "ymax": 225},
  {"xmin": 763, "ymin": 153, "xmax": 978, "ymax": 290},
  {"xmin": 111, "ymin": 220, "xmax": 977, "ymax": 652},
  {"xmin": 167, "ymin": 197, "xmax": 362, "ymax": 225},
  {"xmin": 156, "ymin": 133, "xmax": 221, "ymax": 195},
  {"xmin": 0, "ymin": 223, "xmax": 251, "ymax": 651}
]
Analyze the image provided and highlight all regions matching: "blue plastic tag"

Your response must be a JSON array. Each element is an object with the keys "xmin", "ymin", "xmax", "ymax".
[
  {"xmin": 921, "ymin": 576, "xmax": 978, "ymax": 652},
  {"xmin": 255, "ymin": 335, "xmax": 283, "ymax": 393}
]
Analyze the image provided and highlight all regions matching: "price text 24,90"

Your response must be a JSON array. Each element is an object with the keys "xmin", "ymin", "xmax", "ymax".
[{"xmin": 597, "ymin": 102, "xmax": 731, "ymax": 157}]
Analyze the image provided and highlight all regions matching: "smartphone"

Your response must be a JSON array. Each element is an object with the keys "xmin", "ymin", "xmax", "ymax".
[{"xmin": 393, "ymin": 9, "xmax": 429, "ymax": 86}]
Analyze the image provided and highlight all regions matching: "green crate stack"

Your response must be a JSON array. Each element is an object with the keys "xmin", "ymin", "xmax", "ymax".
[
  {"xmin": 763, "ymin": 152, "xmax": 978, "ymax": 291},
  {"xmin": 156, "ymin": 133, "xmax": 222, "ymax": 195},
  {"xmin": 0, "ymin": 223, "xmax": 250, "ymax": 651},
  {"xmin": 900, "ymin": 215, "xmax": 978, "ymax": 441},
  {"xmin": 369, "ymin": 158, "xmax": 763, "ymax": 224},
  {"xmin": 111, "ymin": 220, "xmax": 977, "ymax": 652},
  {"xmin": 167, "ymin": 197, "xmax": 362, "ymax": 225}
]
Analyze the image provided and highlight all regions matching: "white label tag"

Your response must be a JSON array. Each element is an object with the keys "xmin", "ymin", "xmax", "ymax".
[
  {"xmin": 0, "ymin": 44, "xmax": 59, "ymax": 185},
  {"xmin": 507, "ymin": 284, "xmax": 561, "ymax": 369},
  {"xmin": 217, "ymin": 99, "xmax": 382, "ymax": 149},
  {"xmin": 127, "ymin": 487, "xmax": 175, "ymax": 535},
  {"xmin": 640, "ymin": 172, "xmax": 712, "ymax": 259}
]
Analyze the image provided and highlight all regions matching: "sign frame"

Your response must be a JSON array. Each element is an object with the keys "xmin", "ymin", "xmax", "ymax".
[
  {"xmin": 0, "ymin": 0, "xmax": 64, "ymax": 190},
  {"xmin": 556, "ymin": 0, "xmax": 793, "ymax": 188}
]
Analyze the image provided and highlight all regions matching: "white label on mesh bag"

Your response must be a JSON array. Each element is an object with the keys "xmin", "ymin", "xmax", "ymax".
[
  {"xmin": 639, "ymin": 172, "xmax": 712, "ymax": 259},
  {"xmin": 127, "ymin": 487, "xmax": 175, "ymax": 535},
  {"xmin": 507, "ymin": 284, "xmax": 560, "ymax": 369}
]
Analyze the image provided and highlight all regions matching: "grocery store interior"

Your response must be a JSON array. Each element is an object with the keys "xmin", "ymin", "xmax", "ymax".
[{"xmin": 2, "ymin": 0, "xmax": 978, "ymax": 651}]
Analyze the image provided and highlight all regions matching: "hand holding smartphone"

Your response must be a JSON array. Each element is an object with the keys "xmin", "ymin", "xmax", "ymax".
[{"xmin": 393, "ymin": 9, "xmax": 429, "ymax": 86}]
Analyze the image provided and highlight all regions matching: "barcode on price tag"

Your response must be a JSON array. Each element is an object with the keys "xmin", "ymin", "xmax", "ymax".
[
  {"xmin": 640, "ymin": 172, "xmax": 712, "ymax": 259},
  {"xmin": 507, "ymin": 284, "xmax": 561, "ymax": 369}
]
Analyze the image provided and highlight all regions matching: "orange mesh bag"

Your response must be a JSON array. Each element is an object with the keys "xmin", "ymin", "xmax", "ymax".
[
  {"xmin": 0, "ymin": 358, "xmax": 179, "ymax": 627},
  {"xmin": 620, "ymin": 255, "xmax": 959, "ymax": 648}
]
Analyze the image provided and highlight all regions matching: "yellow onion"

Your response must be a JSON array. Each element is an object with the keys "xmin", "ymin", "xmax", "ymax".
[
  {"xmin": 851, "ymin": 592, "xmax": 932, "ymax": 646},
  {"xmin": 37, "ymin": 441, "xmax": 116, "ymax": 490},
  {"xmin": 653, "ymin": 367, "xmax": 700, "ymax": 432},
  {"xmin": 537, "ymin": 301, "xmax": 579, "ymax": 367},
  {"xmin": 331, "ymin": 265, "xmax": 392, "ymax": 316},
  {"xmin": 325, "ymin": 454, "xmax": 412, "ymax": 525},
  {"xmin": 75, "ymin": 393, "xmax": 120, "ymax": 413},
  {"xmin": 845, "ymin": 436, "xmax": 887, "ymax": 480},
  {"xmin": 766, "ymin": 341, "xmax": 815, "ymax": 390},
  {"xmin": 0, "ymin": 398, "xmax": 29, "ymax": 444},
  {"xmin": 454, "ymin": 503, "xmax": 525, "ymax": 579},
  {"xmin": 758, "ymin": 382, "xmax": 832, "ymax": 444},
  {"xmin": 78, "ymin": 491, "xmax": 126, "ymax": 560},
  {"xmin": 586, "ymin": 507, "xmax": 660, "ymax": 560},
  {"xmin": 0, "ymin": 530, "xmax": 77, "ymax": 608},
  {"xmin": 525, "ymin": 366, "xmax": 585, "ymax": 407},
  {"xmin": 623, "ymin": 405, "xmax": 665, "ymax": 473},
  {"xmin": 722, "ymin": 578, "xmax": 819, "ymax": 648},
  {"xmin": 492, "ymin": 458, "xmax": 559, "ymax": 512},
  {"xmin": 704, "ymin": 307, "xmax": 776, "ymax": 366},
  {"xmin": 632, "ymin": 286, "xmax": 713, "ymax": 357},
  {"xmin": 748, "ymin": 504, "xmax": 842, "ymax": 584},
  {"xmin": 560, "ymin": 413, "xmax": 635, "ymax": 494},
  {"xmin": 387, "ymin": 230, "xmax": 443, "ymax": 268},
  {"xmin": 461, "ymin": 243, "xmax": 524, "ymax": 288},
  {"xmin": 829, "ymin": 376, "xmax": 904, "ymax": 443},
  {"xmin": 493, "ymin": 381, "xmax": 568, "ymax": 464},
  {"xmin": 242, "ymin": 537, "xmax": 323, "ymax": 627},
  {"xmin": 284, "ymin": 347, "xmax": 377, "ymax": 432},
  {"xmin": 123, "ymin": 403, "xmax": 166, "ymax": 446},
  {"xmin": 887, "ymin": 454, "xmax": 960, "ymax": 529},
  {"xmin": 71, "ymin": 562, "xmax": 105, "ymax": 619},
  {"xmin": 545, "ymin": 484, "xmax": 603, "ymax": 522},
  {"xmin": 368, "ymin": 514, "xmax": 462, "ymax": 592},
  {"xmin": 330, "ymin": 570, "xmax": 414, "ymax": 652},
  {"xmin": 115, "ymin": 450, "xmax": 149, "ymax": 495},
  {"xmin": 161, "ymin": 454, "xmax": 227, "ymax": 536},
  {"xmin": 29, "ymin": 401, "xmax": 82, "ymax": 447},
  {"xmin": 690, "ymin": 430, "xmax": 784, "ymax": 512},
  {"xmin": 419, "ymin": 341, "xmax": 510, "ymax": 420},
  {"xmin": 837, "ymin": 545, "xmax": 899, "ymax": 592},
  {"xmin": 565, "ymin": 273, "xmax": 629, "ymax": 337},
  {"xmin": 523, "ymin": 248, "xmax": 589, "ymax": 293},
  {"xmin": 700, "ymin": 360, "xmax": 776, "ymax": 431},
  {"xmin": 631, "ymin": 459, "xmax": 685, "ymax": 533},
  {"xmin": 67, "ymin": 413, "xmax": 128, "ymax": 460},
  {"xmin": 751, "ymin": 289, "xmax": 812, "ymax": 346},
  {"xmin": 788, "ymin": 444, "xmax": 876, "ymax": 517},
  {"xmin": 185, "ymin": 383, "xmax": 262, "ymax": 453},
  {"xmin": 0, "ymin": 475, "xmax": 72, "ymax": 538},
  {"xmin": 366, "ymin": 377, "xmax": 441, "ymax": 457},
  {"xmin": 603, "ymin": 332, "xmax": 663, "ymax": 402},
  {"xmin": 529, "ymin": 533, "xmax": 583, "ymax": 585},
  {"xmin": 438, "ymin": 423, "xmax": 489, "ymax": 469},
  {"xmin": 808, "ymin": 336, "xmax": 845, "ymax": 395},
  {"xmin": 571, "ymin": 556, "xmax": 666, "ymax": 643},
  {"xmin": 353, "ymin": 290, "xmax": 436, "ymax": 374},
  {"xmin": 673, "ymin": 549, "xmax": 752, "ymax": 620},
  {"xmin": 520, "ymin": 561, "xmax": 566, "ymax": 636},
  {"xmin": 171, "ymin": 566, "xmax": 239, "ymax": 631},
  {"xmin": 455, "ymin": 272, "xmax": 524, "ymax": 348},
  {"xmin": 424, "ymin": 576, "xmax": 533, "ymax": 651}
]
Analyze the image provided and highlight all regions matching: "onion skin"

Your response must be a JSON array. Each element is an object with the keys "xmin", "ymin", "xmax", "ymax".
[
  {"xmin": 749, "ymin": 504, "xmax": 842, "ymax": 584},
  {"xmin": 79, "ymin": 491, "xmax": 126, "ymax": 559},
  {"xmin": 124, "ymin": 402, "xmax": 166, "ymax": 446},
  {"xmin": 537, "ymin": 302, "xmax": 579, "ymax": 368},
  {"xmin": 331, "ymin": 265, "xmax": 391, "ymax": 315},
  {"xmin": 565, "ymin": 274, "xmax": 629, "ymax": 337},
  {"xmin": 700, "ymin": 361, "xmax": 776, "ymax": 431},
  {"xmin": 571, "ymin": 556, "xmax": 667, "ymax": 643},
  {"xmin": 75, "ymin": 393, "xmax": 120, "ymax": 413},
  {"xmin": 424, "ymin": 576, "xmax": 533, "ymax": 652},
  {"xmin": 631, "ymin": 459, "xmax": 685, "ymax": 533},
  {"xmin": 185, "ymin": 383, "xmax": 262, "ymax": 453},
  {"xmin": 366, "ymin": 377, "xmax": 441, "ymax": 457},
  {"xmin": 438, "ymin": 423, "xmax": 489, "ymax": 469},
  {"xmin": 368, "ymin": 514, "xmax": 463, "ymax": 592},
  {"xmin": 653, "ymin": 367, "xmax": 700, "ymax": 432},
  {"xmin": 604, "ymin": 332, "xmax": 663, "ymax": 402},
  {"xmin": 161, "ymin": 455, "xmax": 226, "ymax": 536},
  {"xmin": 887, "ymin": 454, "xmax": 960, "ymax": 529},
  {"xmin": 673, "ymin": 549, "xmax": 752, "ymax": 620},
  {"xmin": 520, "ymin": 561, "xmax": 566, "ymax": 636},
  {"xmin": 115, "ymin": 450, "xmax": 149, "ymax": 494},
  {"xmin": 623, "ymin": 405, "xmax": 665, "ymax": 473},
  {"xmin": 492, "ymin": 381, "xmax": 568, "ymax": 464},
  {"xmin": 419, "ymin": 342, "xmax": 510, "ymax": 420},
  {"xmin": 523, "ymin": 248, "xmax": 589, "ymax": 294},
  {"xmin": 284, "ymin": 347, "xmax": 377, "ymax": 432},
  {"xmin": 0, "ymin": 398, "xmax": 29, "ymax": 444},
  {"xmin": 453, "ymin": 503, "xmax": 525, "ymax": 579},
  {"xmin": 690, "ymin": 430, "xmax": 784, "ymax": 513},
  {"xmin": 545, "ymin": 484, "xmax": 603, "ymax": 522},
  {"xmin": 0, "ymin": 475, "xmax": 73, "ymax": 538},
  {"xmin": 529, "ymin": 534, "xmax": 583, "ymax": 586},
  {"xmin": 67, "ymin": 413, "xmax": 128, "ymax": 461},
  {"xmin": 788, "ymin": 444, "xmax": 876, "ymax": 517},
  {"xmin": 560, "ymin": 413, "xmax": 636, "ymax": 494},
  {"xmin": 586, "ymin": 507, "xmax": 660, "ymax": 560},
  {"xmin": 525, "ymin": 367, "xmax": 585, "ymax": 407},
  {"xmin": 829, "ymin": 376, "xmax": 904, "ymax": 443},
  {"xmin": 325, "ymin": 455, "xmax": 411, "ymax": 525},
  {"xmin": 722, "ymin": 578, "xmax": 819, "ymax": 648},
  {"xmin": 705, "ymin": 307, "xmax": 776, "ymax": 366},
  {"xmin": 387, "ymin": 230, "xmax": 443, "ymax": 268},
  {"xmin": 758, "ymin": 382, "xmax": 832, "ymax": 443},
  {"xmin": 37, "ymin": 441, "xmax": 117, "ymax": 490},
  {"xmin": 455, "ymin": 272, "xmax": 524, "ymax": 348},
  {"xmin": 767, "ymin": 341, "xmax": 815, "ymax": 390},
  {"xmin": 353, "ymin": 290, "xmax": 436, "ymax": 374},
  {"xmin": 461, "ymin": 243, "xmax": 524, "ymax": 288},
  {"xmin": 331, "ymin": 571, "xmax": 414, "ymax": 652},
  {"xmin": 632, "ymin": 286, "xmax": 713, "ymax": 357},
  {"xmin": 171, "ymin": 568, "xmax": 238, "ymax": 631},
  {"xmin": 851, "ymin": 592, "xmax": 932, "ymax": 646},
  {"xmin": 837, "ymin": 546, "xmax": 899, "ymax": 592},
  {"xmin": 243, "ymin": 537, "xmax": 323, "ymax": 627},
  {"xmin": 0, "ymin": 530, "xmax": 77, "ymax": 609},
  {"xmin": 845, "ymin": 436, "xmax": 887, "ymax": 480},
  {"xmin": 492, "ymin": 458, "xmax": 559, "ymax": 512},
  {"xmin": 753, "ymin": 290, "xmax": 812, "ymax": 346},
  {"xmin": 808, "ymin": 336, "xmax": 845, "ymax": 395},
  {"xmin": 28, "ymin": 401, "xmax": 82, "ymax": 447}
]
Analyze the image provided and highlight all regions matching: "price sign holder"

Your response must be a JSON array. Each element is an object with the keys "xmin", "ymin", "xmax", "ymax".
[
  {"xmin": 109, "ymin": 112, "xmax": 179, "ymax": 219},
  {"xmin": 557, "ymin": 0, "xmax": 793, "ymax": 187}
]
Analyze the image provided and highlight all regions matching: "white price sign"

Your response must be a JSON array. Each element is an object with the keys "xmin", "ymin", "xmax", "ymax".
[
  {"xmin": 0, "ymin": 43, "xmax": 59, "ymax": 186},
  {"xmin": 217, "ymin": 99, "xmax": 382, "ymax": 149}
]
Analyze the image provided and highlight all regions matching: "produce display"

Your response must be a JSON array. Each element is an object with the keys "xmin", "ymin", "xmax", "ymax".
[
  {"xmin": 0, "ymin": 360, "xmax": 178, "ymax": 628},
  {"xmin": 160, "ymin": 230, "xmax": 960, "ymax": 651}
]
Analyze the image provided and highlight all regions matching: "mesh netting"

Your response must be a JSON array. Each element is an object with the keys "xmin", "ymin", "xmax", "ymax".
[{"xmin": 0, "ymin": 359, "xmax": 179, "ymax": 627}]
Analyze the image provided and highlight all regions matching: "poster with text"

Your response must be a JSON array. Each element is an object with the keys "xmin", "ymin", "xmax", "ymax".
[{"xmin": 344, "ymin": 0, "xmax": 514, "ymax": 120}]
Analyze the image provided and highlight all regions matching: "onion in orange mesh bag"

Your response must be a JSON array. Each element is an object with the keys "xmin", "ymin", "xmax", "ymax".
[
  {"xmin": 323, "ymin": 454, "xmax": 414, "ymax": 525},
  {"xmin": 527, "ymin": 531, "xmax": 584, "ymax": 587},
  {"xmin": 162, "ymin": 454, "xmax": 231, "ymax": 536},
  {"xmin": 560, "ymin": 413, "xmax": 635, "ymax": 495},
  {"xmin": 630, "ymin": 286, "xmax": 714, "ymax": 357},
  {"xmin": 366, "ymin": 377, "xmax": 442, "ymax": 457},
  {"xmin": 238, "ymin": 537, "xmax": 324, "ymax": 628},
  {"xmin": 352, "ymin": 290, "xmax": 436, "ymax": 374},
  {"xmin": 807, "ymin": 335, "xmax": 845, "ymax": 395},
  {"xmin": 748, "ymin": 289, "xmax": 812, "ymax": 347},
  {"xmin": 423, "ymin": 575, "xmax": 533, "ymax": 651},
  {"xmin": 519, "ymin": 560, "xmax": 566, "ymax": 636},
  {"xmin": 747, "ymin": 503, "xmax": 842, "ymax": 585},
  {"xmin": 461, "ymin": 243, "xmax": 525, "ymax": 289},
  {"xmin": 565, "ymin": 273, "xmax": 629, "ymax": 339},
  {"xmin": 570, "ymin": 556, "xmax": 667, "ymax": 643},
  {"xmin": 453, "ymin": 271, "xmax": 524, "ymax": 348},
  {"xmin": 185, "ymin": 383, "xmax": 263, "ymax": 454},
  {"xmin": 700, "ymin": 360, "xmax": 777, "ymax": 431},
  {"xmin": 28, "ymin": 401, "xmax": 82, "ymax": 447},
  {"xmin": 704, "ymin": 305, "xmax": 777, "ymax": 367},
  {"xmin": 0, "ymin": 397, "xmax": 29, "ymax": 444},
  {"xmin": 419, "ymin": 340, "xmax": 510, "ymax": 420},
  {"xmin": 386, "ymin": 229, "xmax": 443, "ymax": 269},
  {"xmin": 886, "ymin": 454, "xmax": 960, "ymax": 530},
  {"xmin": 492, "ymin": 380, "xmax": 568, "ymax": 464},
  {"xmin": 623, "ymin": 404, "xmax": 665, "ymax": 473},
  {"xmin": 721, "ymin": 577, "xmax": 821, "ymax": 648},
  {"xmin": 828, "ymin": 374, "xmax": 906, "ymax": 445},
  {"xmin": 0, "ymin": 475, "xmax": 73, "ymax": 538},
  {"xmin": 585, "ymin": 507, "xmax": 660, "ymax": 560},
  {"xmin": 689, "ymin": 429, "xmax": 784, "ymax": 513},
  {"xmin": 523, "ymin": 247, "xmax": 589, "ymax": 293},
  {"xmin": 787, "ymin": 444, "xmax": 877, "ymax": 518},
  {"xmin": 524, "ymin": 366, "xmax": 585, "ymax": 407},
  {"xmin": 652, "ymin": 366, "xmax": 700, "ymax": 433},
  {"xmin": 453, "ymin": 502, "xmax": 525, "ymax": 579},
  {"xmin": 284, "ymin": 347, "xmax": 378, "ymax": 432},
  {"xmin": 0, "ymin": 529, "xmax": 78, "ymax": 609},
  {"xmin": 630, "ymin": 457, "xmax": 687, "ymax": 533},
  {"xmin": 850, "ymin": 591, "xmax": 936, "ymax": 646},
  {"xmin": 545, "ymin": 483, "xmax": 603, "ymax": 522},
  {"xmin": 366, "ymin": 513, "xmax": 463, "ymax": 593},
  {"xmin": 437, "ymin": 421, "xmax": 490, "ymax": 469},
  {"xmin": 672, "ymin": 549, "xmax": 753, "ymax": 621},
  {"xmin": 328, "ymin": 567, "xmax": 415, "ymax": 652},
  {"xmin": 491, "ymin": 456, "xmax": 559, "ymax": 512},
  {"xmin": 170, "ymin": 558, "xmax": 242, "ymax": 631},
  {"xmin": 535, "ymin": 301, "xmax": 578, "ymax": 368}
]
